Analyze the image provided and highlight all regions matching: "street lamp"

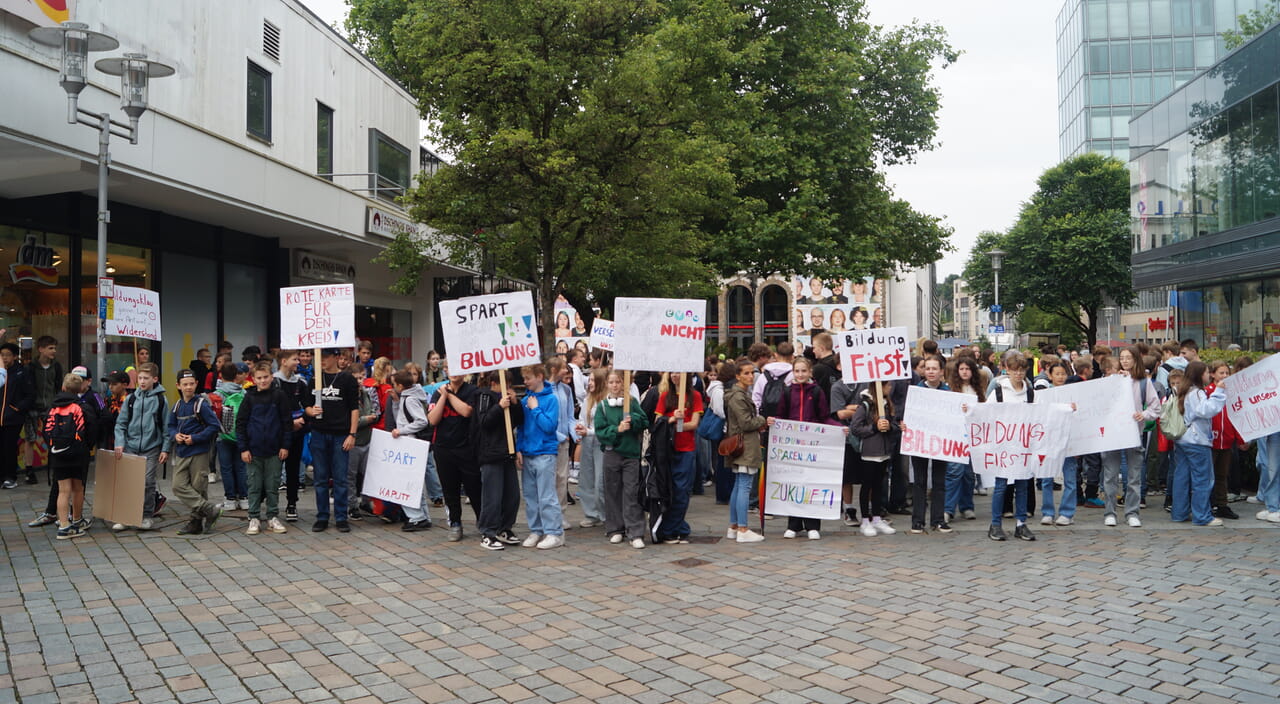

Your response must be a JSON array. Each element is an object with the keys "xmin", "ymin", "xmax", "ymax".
[
  {"xmin": 29, "ymin": 22, "xmax": 174, "ymax": 390},
  {"xmin": 987, "ymin": 249, "xmax": 1006, "ymax": 342},
  {"xmin": 1102, "ymin": 305, "xmax": 1116, "ymax": 348}
]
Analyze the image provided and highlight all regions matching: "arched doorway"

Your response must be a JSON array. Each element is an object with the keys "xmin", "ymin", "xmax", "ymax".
[
  {"xmin": 727, "ymin": 285, "xmax": 754, "ymax": 353},
  {"xmin": 760, "ymin": 284, "xmax": 790, "ymax": 347}
]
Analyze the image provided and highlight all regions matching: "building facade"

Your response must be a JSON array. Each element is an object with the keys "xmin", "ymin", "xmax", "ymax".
[
  {"xmin": 1056, "ymin": 0, "xmax": 1257, "ymax": 161},
  {"xmin": 1129, "ymin": 19, "xmax": 1280, "ymax": 352}
]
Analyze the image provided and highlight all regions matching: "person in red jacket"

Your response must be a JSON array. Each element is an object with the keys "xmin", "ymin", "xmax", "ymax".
[{"xmin": 1206, "ymin": 361, "xmax": 1246, "ymax": 519}]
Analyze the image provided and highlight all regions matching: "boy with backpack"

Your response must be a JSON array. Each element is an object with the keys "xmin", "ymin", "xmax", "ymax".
[
  {"xmin": 211, "ymin": 363, "xmax": 248, "ymax": 510},
  {"xmin": 236, "ymin": 362, "xmax": 294, "ymax": 535},
  {"xmin": 167, "ymin": 369, "xmax": 223, "ymax": 535},
  {"xmin": 112, "ymin": 362, "xmax": 170, "ymax": 531},
  {"xmin": 392, "ymin": 370, "xmax": 435, "ymax": 532},
  {"xmin": 47, "ymin": 374, "xmax": 92, "ymax": 539}
]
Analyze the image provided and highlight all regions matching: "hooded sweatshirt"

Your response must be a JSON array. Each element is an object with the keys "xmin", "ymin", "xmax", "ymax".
[
  {"xmin": 518, "ymin": 383, "xmax": 560, "ymax": 456},
  {"xmin": 752, "ymin": 361, "xmax": 794, "ymax": 410},
  {"xmin": 1180, "ymin": 385, "xmax": 1227, "ymax": 447},
  {"xmin": 396, "ymin": 384, "xmax": 432, "ymax": 440},
  {"xmin": 992, "ymin": 376, "xmax": 1033, "ymax": 404},
  {"xmin": 167, "ymin": 392, "xmax": 220, "ymax": 458},
  {"xmin": 115, "ymin": 384, "xmax": 172, "ymax": 454},
  {"xmin": 236, "ymin": 384, "xmax": 294, "ymax": 457},
  {"xmin": 45, "ymin": 390, "xmax": 87, "ymax": 459}
]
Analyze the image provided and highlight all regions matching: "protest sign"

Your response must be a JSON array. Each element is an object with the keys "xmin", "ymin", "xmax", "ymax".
[
  {"xmin": 279, "ymin": 284, "xmax": 355, "ymax": 349},
  {"xmin": 438, "ymin": 291, "xmax": 540, "ymax": 374},
  {"xmin": 763, "ymin": 419, "xmax": 845, "ymax": 519},
  {"xmin": 1225, "ymin": 353, "xmax": 1280, "ymax": 442},
  {"xmin": 901, "ymin": 386, "xmax": 977, "ymax": 462},
  {"xmin": 94, "ymin": 452, "xmax": 146, "ymax": 527},
  {"xmin": 836, "ymin": 326, "xmax": 911, "ymax": 384},
  {"xmin": 1036, "ymin": 375, "xmax": 1141, "ymax": 455},
  {"xmin": 363, "ymin": 429, "xmax": 428, "ymax": 508},
  {"xmin": 104, "ymin": 285, "xmax": 162, "ymax": 341},
  {"xmin": 589, "ymin": 318, "xmax": 615, "ymax": 351},
  {"xmin": 967, "ymin": 402, "xmax": 1073, "ymax": 480},
  {"xmin": 612, "ymin": 298, "xmax": 706, "ymax": 372}
]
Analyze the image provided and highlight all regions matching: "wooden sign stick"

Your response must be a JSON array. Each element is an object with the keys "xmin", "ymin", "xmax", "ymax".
[
  {"xmin": 499, "ymin": 370, "xmax": 515, "ymax": 454},
  {"xmin": 623, "ymin": 371, "xmax": 632, "ymax": 415}
]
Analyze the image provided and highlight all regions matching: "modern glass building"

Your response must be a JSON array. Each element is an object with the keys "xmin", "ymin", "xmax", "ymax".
[
  {"xmin": 1129, "ymin": 20, "xmax": 1280, "ymax": 352},
  {"xmin": 1057, "ymin": 0, "xmax": 1260, "ymax": 161}
]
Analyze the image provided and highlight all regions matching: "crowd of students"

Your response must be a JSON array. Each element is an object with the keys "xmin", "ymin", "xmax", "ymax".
[{"xmin": 7, "ymin": 332, "xmax": 1277, "ymax": 547}]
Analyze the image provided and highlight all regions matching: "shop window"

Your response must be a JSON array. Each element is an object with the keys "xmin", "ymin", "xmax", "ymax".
[
  {"xmin": 0, "ymin": 227, "xmax": 72, "ymax": 369},
  {"xmin": 317, "ymin": 102, "xmax": 334, "ymax": 178},
  {"xmin": 247, "ymin": 60, "xmax": 272, "ymax": 142},
  {"xmin": 224, "ymin": 262, "xmax": 267, "ymax": 363},
  {"xmin": 78, "ymin": 240, "xmax": 152, "ymax": 379},
  {"xmin": 369, "ymin": 129, "xmax": 410, "ymax": 203},
  {"xmin": 356, "ymin": 305, "xmax": 413, "ymax": 368},
  {"xmin": 726, "ymin": 285, "xmax": 754, "ymax": 353},
  {"xmin": 160, "ymin": 253, "xmax": 217, "ymax": 403},
  {"xmin": 760, "ymin": 284, "xmax": 789, "ymax": 347}
]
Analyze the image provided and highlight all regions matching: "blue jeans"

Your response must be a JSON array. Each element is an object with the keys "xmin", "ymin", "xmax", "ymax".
[
  {"xmin": 310, "ymin": 431, "xmax": 350, "ymax": 522},
  {"xmin": 1258, "ymin": 434, "xmax": 1280, "ymax": 512},
  {"xmin": 522, "ymin": 454, "xmax": 563, "ymax": 536},
  {"xmin": 943, "ymin": 462, "xmax": 974, "ymax": 515},
  {"xmin": 402, "ymin": 458, "xmax": 435, "ymax": 525},
  {"xmin": 425, "ymin": 451, "xmax": 444, "ymax": 501},
  {"xmin": 218, "ymin": 439, "xmax": 247, "ymax": 499},
  {"xmin": 1171, "ymin": 443, "xmax": 1213, "ymax": 524},
  {"xmin": 1041, "ymin": 456, "xmax": 1079, "ymax": 519},
  {"xmin": 658, "ymin": 450, "xmax": 696, "ymax": 539},
  {"xmin": 991, "ymin": 478, "xmax": 1029, "ymax": 526},
  {"xmin": 729, "ymin": 471, "xmax": 754, "ymax": 527}
]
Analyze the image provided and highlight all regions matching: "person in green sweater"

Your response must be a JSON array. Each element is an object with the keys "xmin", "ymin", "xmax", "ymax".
[{"xmin": 594, "ymin": 368, "xmax": 650, "ymax": 548}]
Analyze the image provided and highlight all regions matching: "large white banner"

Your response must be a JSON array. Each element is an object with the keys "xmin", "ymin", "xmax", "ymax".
[
  {"xmin": 763, "ymin": 419, "xmax": 844, "ymax": 519},
  {"xmin": 438, "ymin": 291, "xmax": 541, "ymax": 374},
  {"xmin": 612, "ymin": 298, "xmax": 706, "ymax": 372},
  {"xmin": 1036, "ymin": 376, "xmax": 1141, "ymax": 455},
  {"xmin": 279, "ymin": 284, "xmax": 356, "ymax": 349},
  {"xmin": 363, "ymin": 429, "xmax": 428, "ymax": 508},
  {"xmin": 901, "ymin": 386, "xmax": 976, "ymax": 463},
  {"xmin": 836, "ymin": 327, "xmax": 911, "ymax": 384},
  {"xmin": 589, "ymin": 318, "xmax": 615, "ymax": 351},
  {"xmin": 1225, "ymin": 353, "xmax": 1280, "ymax": 442},
  {"xmin": 105, "ymin": 285, "xmax": 162, "ymax": 341},
  {"xmin": 967, "ymin": 402, "xmax": 1073, "ymax": 480}
]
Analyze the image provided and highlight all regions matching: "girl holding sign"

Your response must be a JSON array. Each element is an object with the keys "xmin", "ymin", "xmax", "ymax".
[
  {"xmin": 772, "ymin": 358, "xmax": 844, "ymax": 540},
  {"xmin": 1099, "ymin": 347, "xmax": 1161, "ymax": 528},
  {"xmin": 1171, "ymin": 361, "xmax": 1227, "ymax": 526},
  {"xmin": 594, "ymin": 369, "xmax": 650, "ymax": 548},
  {"xmin": 654, "ymin": 372, "xmax": 704, "ymax": 544},
  {"xmin": 849, "ymin": 381, "xmax": 899, "ymax": 537},
  {"xmin": 943, "ymin": 357, "xmax": 985, "ymax": 522}
]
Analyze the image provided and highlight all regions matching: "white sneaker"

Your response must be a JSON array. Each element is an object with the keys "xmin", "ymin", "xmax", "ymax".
[
  {"xmin": 609, "ymin": 533, "xmax": 624, "ymax": 544},
  {"xmin": 209, "ymin": 472, "xmax": 219, "ymax": 483},
  {"xmin": 1104, "ymin": 515, "xmax": 1117, "ymax": 527},
  {"xmin": 139, "ymin": 519, "xmax": 154, "ymax": 531},
  {"xmin": 1206, "ymin": 517, "xmax": 1224, "ymax": 526},
  {"xmin": 630, "ymin": 538, "xmax": 645, "ymax": 549},
  {"xmin": 872, "ymin": 517, "xmax": 896, "ymax": 535},
  {"xmin": 536, "ymin": 534, "xmax": 564, "ymax": 549},
  {"xmin": 1055, "ymin": 515, "xmax": 1073, "ymax": 526},
  {"xmin": 561, "ymin": 520, "xmax": 572, "ymax": 531},
  {"xmin": 1246, "ymin": 495, "xmax": 1261, "ymax": 504},
  {"xmin": 1267, "ymin": 511, "xmax": 1280, "ymax": 523},
  {"xmin": 580, "ymin": 518, "xmax": 598, "ymax": 528},
  {"xmin": 222, "ymin": 499, "xmax": 237, "ymax": 511},
  {"xmin": 807, "ymin": 530, "xmax": 820, "ymax": 540},
  {"xmin": 237, "ymin": 499, "xmax": 250, "ymax": 510},
  {"xmin": 1040, "ymin": 515, "xmax": 1054, "ymax": 525},
  {"xmin": 1127, "ymin": 515, "xmax": 1142, "ymax": 527},
  {"xmin": 111, "ymin": 522, "xmax": 125, "ymax": 532},
  {"xmin": 522, "ymin": 533, "xmax": 542, "ymax": 548},
  {"xmin": 783, "ymin": 529, "xmax": 797, "ymax": 539},
  {"xmin": 246, "ymin": 518, "xmax": 260, "ymax": 535},
  {"xmin": 736, "ymin": 529, "xmax": 764, "ymax": 543},
  {"xmin": 268, "ymin": 517, "xmax": 287, "ymax": 533},
  {"xmin": 727, "ymin": 527, "xmax": 738, "ymax": 540},
  {"xmin": 962, "ymin": 509, "xmax": 977, "ymax": 520},
  {"xmin": 859, "ymin": 519, "xmax": 877, "ymax": 537}
]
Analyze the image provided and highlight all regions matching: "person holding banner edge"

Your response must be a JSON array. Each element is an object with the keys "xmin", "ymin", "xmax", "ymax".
[
  {"xmin": 305, "ymin": 348, "xmax": 361, "ymax": 533},
  {"xmin": 771, "ymin": 357, "xmax": 844, "ymax": 539},
  {"xmin": 654, "ymin": 372, "xmax": 704, "ymax": 544},
  {"xmin": 723, "ymin": 361, "xmax": 767, "ymax": 544},
  {"xmin": 427, "ymin": 373, "xmax": 482, "ymax": 542},
  {"xmin": 595, "ymin": 368, "xmax": 651, "ymax": 548},
  {"xmin": 902, "ymin": 356, "xmax": 951, "ymax": 535},
  {"xmin": 986, "ymin": 353, "xmax": 1036, "ymax": 542},
  {"xmin": 1099, "ymin": 347, "xmax": 1161, "ymax": 528},
  {"xmin": 474, "ymin": 370, "xmax": 524, "ymax": 550}
]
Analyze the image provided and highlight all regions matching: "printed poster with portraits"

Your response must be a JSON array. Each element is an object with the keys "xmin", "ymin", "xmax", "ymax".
[
  {"xmin": 551, "ymin": 295, "xmax": 592, "ymax": 358},
  {"xmin": 791, "ymin": 275, "xmax": 887, "ymax": 352}
]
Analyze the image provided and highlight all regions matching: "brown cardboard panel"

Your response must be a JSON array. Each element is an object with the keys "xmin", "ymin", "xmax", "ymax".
[{"xmin": 94, "ymin": 453, "xmax": 146, "ymax": 526}]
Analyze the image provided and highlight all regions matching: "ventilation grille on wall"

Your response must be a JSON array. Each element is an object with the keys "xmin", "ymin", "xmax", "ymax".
[{"xmin": 263, "ymin": 20, "xmax": 281, "ymax": 62}]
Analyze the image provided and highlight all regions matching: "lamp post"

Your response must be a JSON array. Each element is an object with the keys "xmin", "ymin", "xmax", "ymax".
[
  {"xmin": 987, "ymin": 249, "xmax": 1006, "ymax": 344},
  {"xmin": 29, "ymin": 22, "xmax": 174, "ymax": 390},
  {"xmin": 1103, "ymin": 305, "xmax": 1116, "ymax": 348}
]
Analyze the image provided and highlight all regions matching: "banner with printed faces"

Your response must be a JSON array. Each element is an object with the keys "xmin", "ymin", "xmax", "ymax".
[
  {"xmin": 439, "ymin": 291, "xmax": 541, "ymax": 374},
  {"xmin": 1036, "ymin": 375, "xmax": 1142, "ymax": 455},
  {"xmin": 550, "ymin": 295, "xmax": 591, "ymax": 358},
  {"xmin": 966, "ymin": 402, "xmax": 1073, "ymax": 480},
  {"xmin": 763, "ymin": 419, "xmax": 845, "ymax": 519},
  {"xmin": 363, "ymin": 429, "xmax": 428, "ymax": 508},
  {"xmin": 1224, "ymin": 352, "xmax": 1280, "ymax": 442},
  {"xmin": 791, "ymin": 275, "xmax": 887, "ymax": 354},
  {"xmin": 612, "ymin": 298, "xmax": 706, "ymax": 372},
  {"xmin": 901, "ymin": 386, "xmax": 977, "ymax": 463}
]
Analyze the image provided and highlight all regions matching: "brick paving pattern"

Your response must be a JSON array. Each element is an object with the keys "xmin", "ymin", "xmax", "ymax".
[{"xmin": 2, "ymin": 474, "xmax": 1278, "ymax": 704}]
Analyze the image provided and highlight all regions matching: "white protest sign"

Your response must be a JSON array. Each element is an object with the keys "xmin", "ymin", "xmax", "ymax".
[
  {"xmin": 105, "ymin": 285, "xmax": 162, "ymax": 341},
  {"xmin": 279, "ymin": 284, "xmax": 355, "ymax": 349},
  {"xmin": 967, "ymin": 402, "xmax": 1073, "ymax": 480},
  {"xmin": 612, "ymin": 298, "xmax": 706, "ymax": 372},
  {"xmin": 438, "ymin": 291, "xmax": 540, "ymax": 374},
  {"xmin": 363, "ymin": 429, "xmax": 428, "ymax": 508},
  {"xmin": 1225, "ymin": 353, "xmax": 1280, "ymax": 442},
  {"xmin": 901, "ymin": 386, "xmax": 976, "ymax": 463},
  {"xmin": 589, "ymin": 318, "xmax": 615, "ymax": 351},
  {"xmin": 1036, "ymin": 376, "xmax": 1141, "ymax": 455},
  {"xmin": 764, "ymin": 419, "xmax": 845, "ymax": 519},
  {"xmin": 836, "ymin": 327, "xmax": 911, "ymax": 384}
]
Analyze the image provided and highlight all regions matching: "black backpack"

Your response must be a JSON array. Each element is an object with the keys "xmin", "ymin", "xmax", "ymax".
[
  {"xmin": 759, "ymin": 369, "xmax": 789, "ymax": 418},
  {"xmin": 46, "ymin": 404, "xmax": 84, "ymax": 454}
]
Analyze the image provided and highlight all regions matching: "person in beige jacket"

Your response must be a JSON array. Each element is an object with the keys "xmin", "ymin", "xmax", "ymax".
[{"xmin": 723, "ymin": 361, "xmax": 768, "ymax": 543}]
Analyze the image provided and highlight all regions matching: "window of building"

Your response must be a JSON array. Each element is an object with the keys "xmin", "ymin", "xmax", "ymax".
[
  {"xmin": 1089, "ymin": 42, "xmax": 1110, "ymax": 72},
  {"xmin": 1153, "ymin": 38, "xmax": 1174, "ymax": 70},
  {"xmin": 356, "ymin": 305, "xmax": 413, "ymax": 367},
  {"xmin": 0, "ymin": 227, "xmax": 72, "ymax": 369},
  {"xmin": 1091, "ymin": 76, "xmax": 1110, "ymax": 105},
  {"xmin": 1174, "ymin": 38, "xmax": 1194, "ymax": 69},
  {"xmin": 369, "ymin": 129, "xmax": 410, "ymax": 203},
  {"xmin": 1151, "ymin": 0, "xmax": 1172, "ymax": 34},
  {"xmin": 1108, "ymin": 1, "xmax": 1129, "ymax": 37},
  {"xmin": 1133, "ymin": 74, "xmax": 1153, "ymax": 104},
  {"xmin": 1192, "ymin": 0, "xmax": 1214, "ymax": 34},
  {"xmin": 1110, "ymin": 41, "xmax": 1130, "ymax": 72},
  {"xmin": 1132, "ymin": 0, "xmax": 1152, "ymax": 36},
  {"xmin": 317, "ymin": 102, "xmax": 333, "ymax": 178},
  {"xmin": 726, "ymin": 286, "xmax": 754, "ymax": 353},
  {"xmin": 760, "ymin": 284, "xmax": 789, "ymax": 347},
  {"xmin": 1172, "ymin": 0, "xmax": 1193, "ymax": 34},
  {"xmin": 1088, "ymin": 0, "xmax": 1108, "ymax": 40},
  {"xmin": 247, "ymin": 60, "xmax": 272, "ymax": 142},
  {"xmin": 1131, "ymin": 39, "xmax": 1152, "ymax": 70},
  {"xmin": 1112, "ymin": 75, "xmax": 1131, "ymax": 104},
  {"xmin": 78, "ymin": 240, "xmax": 151, "ymax": 378}
]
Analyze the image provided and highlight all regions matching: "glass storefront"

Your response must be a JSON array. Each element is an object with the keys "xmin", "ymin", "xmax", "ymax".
[
  {"xmin": 1176, "ymin": 274, "xmax": 1280, "ymax": 351},
  {"xmin": 0, "ymin": 226, "xmax": 72, "ymax": 368},
  {"xmin": 356, "ymin": 305, "xmax": 412, "ymax": 367},
  {"xmin": 78, "ymin": 240, "xmax": 152, "ymax": 378}
]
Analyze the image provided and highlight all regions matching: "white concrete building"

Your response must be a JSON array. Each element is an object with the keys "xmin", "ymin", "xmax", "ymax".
[{"xmin": 0, "ymin": 0, "xmax": 476, "ymax": 384}]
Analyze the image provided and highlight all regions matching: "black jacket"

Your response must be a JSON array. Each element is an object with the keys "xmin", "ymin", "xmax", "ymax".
[
  {"xmin": 812, "ymin": 353, "xmax": 840, "ymax": 400},
  {"xmin": 473, "ymin": 388, "xmax": 524, "ymax": 465},
  {"xmin": 236, "ymin": 385, "xmax": 294, "ymax": 457},
  {"xmin": 29, "ymin": 360, "xmax": 64, "ymax": 413},
  {"xmin": 1, "ymin": 363, "xmax": 35, "ymax": 426}
]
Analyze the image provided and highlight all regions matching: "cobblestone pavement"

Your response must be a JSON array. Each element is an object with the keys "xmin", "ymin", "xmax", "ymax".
[{"xmin": 2, "ymin": 471, "xmax": 1278, "ymax": 704}]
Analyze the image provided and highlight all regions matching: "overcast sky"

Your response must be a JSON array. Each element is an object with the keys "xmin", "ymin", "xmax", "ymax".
[{"xmin": 303, "ymin": 0, "xmax": 1062, "ymax": 278}]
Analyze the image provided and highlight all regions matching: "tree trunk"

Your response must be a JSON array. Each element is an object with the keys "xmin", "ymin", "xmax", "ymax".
[{"xmin": 1086, "ymin": 315, "xmax": 1097, "ymax": 349}]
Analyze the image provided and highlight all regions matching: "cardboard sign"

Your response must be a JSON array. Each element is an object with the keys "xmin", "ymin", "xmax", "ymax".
[
  {"xmin": 363, "ymin": 429, "xmax": 428, "ymax": 508},
  {"xmin": 836, "ymin": 327, "xmax": 911, "ymax": 384},
  {"xmin": 1225, "ymin": 353, "xmax": 1280, "ymax": 442},
  {"xmin": 1036, "ymin": 376, "xmax": 1142, "ymax": 455},
  {"xmin": 612, "ymin": 298, "xmax": 706, "ymax": 372},
  {"xmin": 105, "ymin": 285, "xmax": 162, "ymax": 341},
  {"xmin": 94, "ymin": 452, "xmax": 147, "ymax": 527},
  {"xmin": 589, "ymin": 318, "xmax": 615, "ymax": 351},
  {"xmin": 763, "ymin": 419, "xmax": 845, "ymax": 520},
  {"xmin": 967, "ymin": 402, "xmax": 1073, "ymax": 480},
  {"xmin": 901, "ymin": 386, "xmax": 977, "ymax": 463},
  {"xmin": 438, "ymin": 291, "xmax": 541, "ymax": 374},
  {"xmin": 280, "ymin": 284, "xmax": 356, "ymax": 349}
]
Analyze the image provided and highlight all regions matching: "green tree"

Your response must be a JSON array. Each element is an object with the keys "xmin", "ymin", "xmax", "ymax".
[
  {"xmin": 1223, "ymin": 1, "xmax": 1279, "ymax": 50},
  {"xmin": 962, "ymin": 153, "xmax": 1133, "ymax": 347},
  {"xmin": 1014, "ymin": 305, "xmax": 1084, "ymax": 349}
]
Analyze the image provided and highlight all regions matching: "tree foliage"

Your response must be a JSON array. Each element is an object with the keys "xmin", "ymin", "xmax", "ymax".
[
  {"xmin": 962, "ymin": 153, "xmax": 1133, "ymax": 348},
  {"xmin": 1015, "ymin": 305, "xmax": 1084, "ymax": 349},
  {"xmin": 1223, "ymin": 1, "xmax": 1279, "ymax": 50}
]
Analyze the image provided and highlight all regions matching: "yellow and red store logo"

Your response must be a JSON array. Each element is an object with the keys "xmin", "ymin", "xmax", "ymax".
[
  {"xmin": 1, "ymin": 0, "xmax": 71, "ymax": 26},
  {"xmin": 8, "ymin": 235, "xmax": 58, "ymax": 286}
]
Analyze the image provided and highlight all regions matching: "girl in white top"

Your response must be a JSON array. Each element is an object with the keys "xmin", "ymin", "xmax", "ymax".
[
  {"xmin": 573, "ymin": 368, "xmax": 609, "ymax": 527},
  {"xmin": 1099, "ymin": 347, "xmax": 1161, "ymax": 528}
]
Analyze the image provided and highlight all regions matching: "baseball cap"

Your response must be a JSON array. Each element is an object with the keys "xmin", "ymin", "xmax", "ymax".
[
  {"xmin": 176, "ymin": 369, "xmax": 197, "ymax": 382},
  {"xmin": 321, "ymin": 347, "xmax": 343, "ymax": 357},
  {"xmin": 234, "ymin": 362, "xmax": 251, "ymax": 373},
  {"xmin": 71, "ymin": 365, "xmax": 91, "ymax": 379},
  {"xmin": 102, "ymin": 371, "xmax": 130, "ymax": 385}
]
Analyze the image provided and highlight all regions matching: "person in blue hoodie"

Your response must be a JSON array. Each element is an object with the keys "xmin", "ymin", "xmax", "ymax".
[
  {"xmin": 112, "ymin": 362, "xmax": 171, "ymax": 532},
  {"xmin": 518, "ymin": 362, "xmax": 564, "ymax": 550},
  {"xmin": 237, "ymin": 362, "xmax": 294, "ymax": 536},
  {"xmin": 167, "ymin": 369, "xmax": 223, "ymax": 535},
  {"xmin": 1171, "ymin": 360, "xmax": 1228, "ymax": 527}
]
